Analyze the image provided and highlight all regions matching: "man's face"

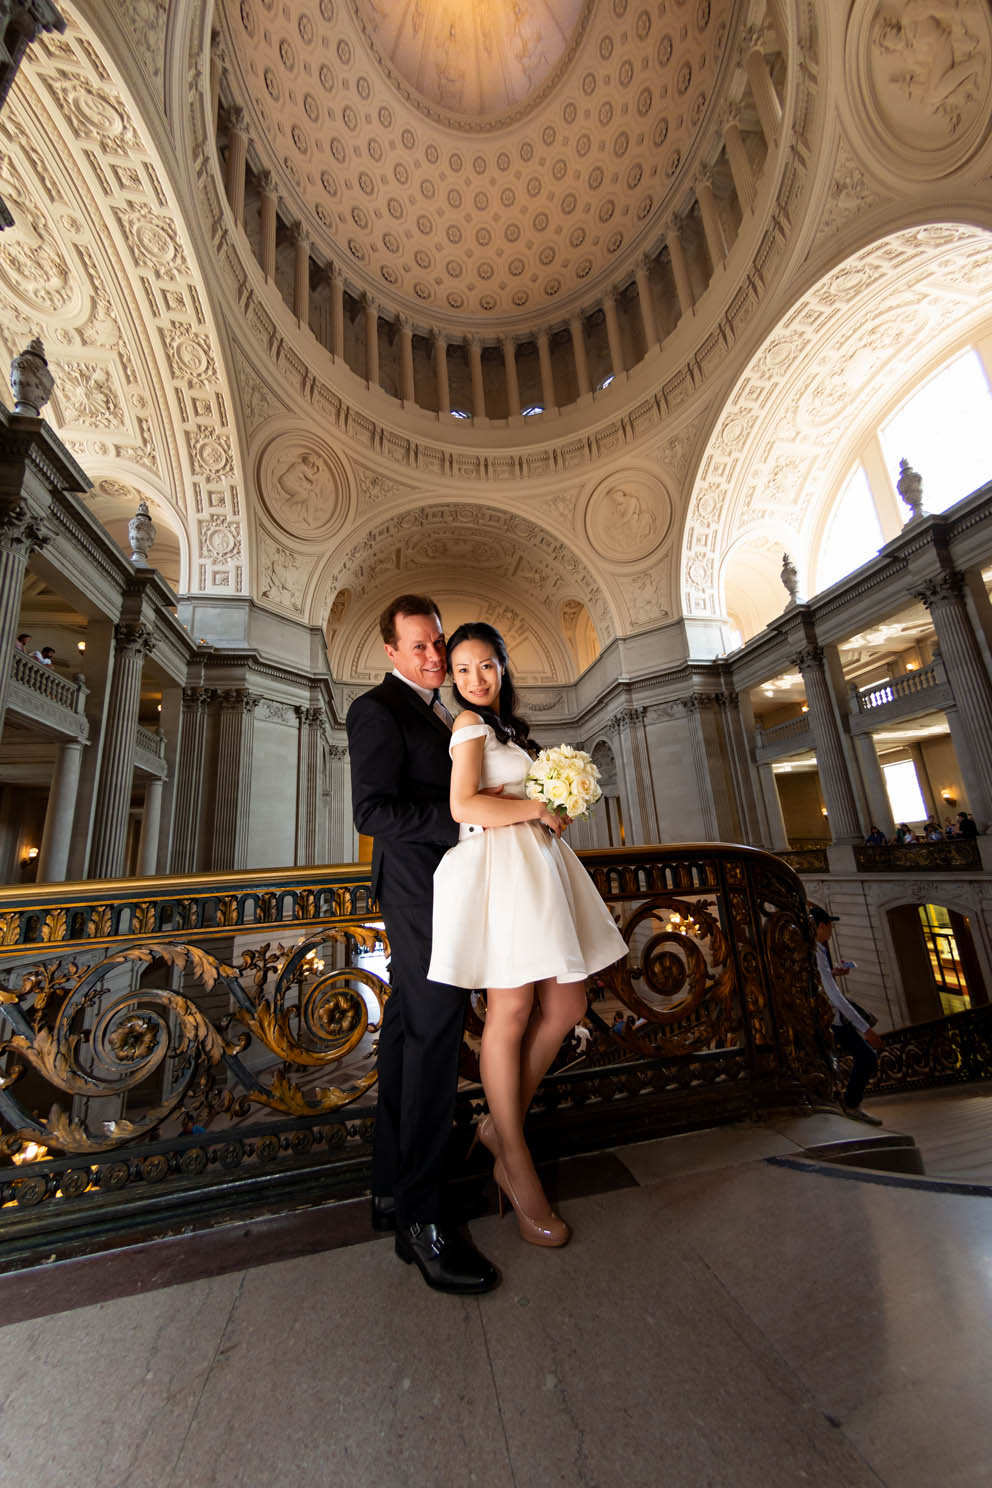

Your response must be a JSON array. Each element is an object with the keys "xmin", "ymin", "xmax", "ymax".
[
  {"xmin": 814, "ymin": 921, "xmax": 833, "ymax": 945},
  {"xmin": 385, "ymin": 610, "xmax": 446, "ymax": 691}
]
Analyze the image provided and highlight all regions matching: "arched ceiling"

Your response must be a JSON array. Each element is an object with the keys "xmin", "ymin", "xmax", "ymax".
[
  {"xmin": 315, "ymin": 499, "xmax": 618, "ymax": 684},
  {"xmin": 221, "ymin": 0, "xmax": 738, "ymax": 329},
  {"xmin": 682, "ymin": 223, "xmax": 992, "ymax": 620}
]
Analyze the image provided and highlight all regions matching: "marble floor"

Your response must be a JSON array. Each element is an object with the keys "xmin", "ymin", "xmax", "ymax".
[{"xmin": 1, "ymin": 1105, "xmax": 991, "ymax": 1488}]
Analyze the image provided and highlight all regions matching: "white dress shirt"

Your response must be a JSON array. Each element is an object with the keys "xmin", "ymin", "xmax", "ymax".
[
  {"xmin": 391, "ymin": 667, "xmax": 451, "ymax": 726},
  {"xmin": 815, "ymin": 942, "xmax": 869, "ymax": 1034}
]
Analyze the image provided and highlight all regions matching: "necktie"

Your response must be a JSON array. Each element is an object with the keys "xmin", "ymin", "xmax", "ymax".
[{"xmin": 431, "ymin": 689, "xmax": 453, "ymax": 728}]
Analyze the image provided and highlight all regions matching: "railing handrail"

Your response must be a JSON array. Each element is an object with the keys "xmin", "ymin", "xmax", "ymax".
[
  {"xmin": 134, "ymin": 723, "xmax": 166, "ymax": 757},
  {"xmin": 755, "ymin": 713, "xmax": 810, "ymax": 742}
]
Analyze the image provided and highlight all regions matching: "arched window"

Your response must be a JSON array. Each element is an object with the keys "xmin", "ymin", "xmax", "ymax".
[
  {"xmin": 879, "ymin": 348, "xmax": 992, "ymax": 514},
  {"xmin": 816, "ymin": 466, "xmax": 885, "ymax": 592}
]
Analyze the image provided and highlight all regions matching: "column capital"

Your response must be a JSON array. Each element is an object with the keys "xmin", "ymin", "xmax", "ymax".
[
  {"xmin": 608, "ymin": 706, "xmax": 645, "ymax": 733},
  {"xmin": 210, "ymin": 27, "xmax": 226, "ymax": 64},
  {"xmin": 182, "ymin": 686, "xmax": 214, "ymax": 711},
  {"xmin": 289, "ymin": 219, "xmax": 310, "ymax": 249},
  {"xmin": 397, "ymin": 312, "xmax": 413, "ymax": 334},
  {"xmin": 0, "ymin": 501, "xmax": 50, "ymax": 558},
  {"xmin": 113, "ymin": 621, "xmax": 156, "ymax": 656},
  {"xmin": 295, "ymin": 704, "xmax": 324, "ymax": 726},
  {"xmin": 225, "ymin": 104, "xmax": 248, "ymax": 135},
  {"xmin": 363, "ymin": 291, "xmax": 378, "ymax": 312},
  {"xmin": 793, "ymin": 643, "xmax": 825, "ymax": 672},
  {"xmin": 220, "ymin": 688, "xmax": 260, "ymax": 711},
  {"xmin": 328, "ymin": 744, "xmax": 349, "ymax": 760},
  {"xmin": 466, "ymin": 332, "xmax": 482, "ymax": 351},
  {"xmin": 259, "ymin": 170, "xmax": 278, "ymax": 197},
  {"xmin": 723, "ymin": 99, "xmax": 743, "ymax": 128},
  {"xmin": 914, "ymin": 570, "xmax": 966, "ymax": 611},
  {"xmin": 431, "ymin": 325, "xmax": 446, "ymax": 344}
]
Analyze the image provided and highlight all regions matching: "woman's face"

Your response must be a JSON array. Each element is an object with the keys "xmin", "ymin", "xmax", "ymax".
[{"xmin": 451, "ymin": 638, "xmax": 503, "ymax": 710}]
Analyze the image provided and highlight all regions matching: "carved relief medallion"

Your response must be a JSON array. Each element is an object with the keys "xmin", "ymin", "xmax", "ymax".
[
  {"xmin": 257, "ymin": 435, "xmax": 350, "ymax": 541},
  {"xmin": 583, "ymin": 470, "xmax": 672, "ymax": 564}
]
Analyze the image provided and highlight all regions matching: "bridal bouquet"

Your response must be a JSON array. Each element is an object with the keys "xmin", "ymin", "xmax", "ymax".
[{"xmin": 525, "ymin": 744, "xmax": 602, "ymax": 821}]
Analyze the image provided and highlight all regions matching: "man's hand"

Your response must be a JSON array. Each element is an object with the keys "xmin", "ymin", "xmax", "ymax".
[{"xmin": 865, "ymin": 1029, "xmax": 883, "ymax": 1051}]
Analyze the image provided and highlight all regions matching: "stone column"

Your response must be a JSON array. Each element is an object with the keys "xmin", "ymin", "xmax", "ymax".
[
  {"xmin": 37, "ymin": 740, "xmax": 84, "ymax": 883},
  {"xmin": 224, "ymin": 106, "xmax": 249, "ymax": 227},
  {"xmin": 536, "ymin": 329, "xmax": 555, "ymax": 412},
  {"xmin": 852, "ymin": 732, "xmax": 896, "ymax": 841},
  {"xmin": 67, "ymin": 620, "xmax": 115, "ymax": 879},
  {"xmin": 609, "ymin": 707, "xmax": 660, "ymax": 844},
  {"xmin": 89, "ymin": 623, "xmax": 155, "ymax": 878},
  {"xmin": 259, "ymin": 171, "xmax": 278, "ymax": 279},
  {"xmin": 916, "ymin": 571, "xmax": 992, "ymax": 822},
  {"xmin": 330, "ymin": 267, "xmax": 344, "ymax": 359},
  {"xmin": 172, "ymin": 687, "xmax": 212, "ymax": 874},
  {"xmin": 724, "ymin": 105, "xmax": 756, "ymax": 212},
  {"xmin": 667, "ymin": 225, "xmax": 693, "ymax": 318},
  {"xmin": 744, "ymin": 34, "xmax": 781, "ymax": 150},
  {"xmin": 0, "ymin": 503, "xmax": 49, "ymax": 745},
  {"xmin": 296, "ymin": 706, "xmax": 322, "ymax": 866},
  {"xmin": 433, "ymin": 330, "xmax": 449, "ymax": 414},
  {"xmin": 696, "ymin": 175, "xmax": 726, "ymax": 269},
  {"xmin": 795, "ymin": 644, "xmax": 862, "ymax": 844},
  {"xmin": 364, "ymin": 295, "xmax": 379, "ymax": 386},
  {"xmin": 503, "ymin": 336, "xmax": 521, "ymax": 416},
  {"xmin": 757, "ymin": 763, "xmax": 789, "ymax": 852},
  {"xmin": 137, "ymin": 776, "xmax": 164, "ymax": 877},
  {"xmin": 291, "ymin": 222, "xmax": 310, "ymax": 324},
  {"xmin": 213, "ymin": 689, "xmax": 258, "ymax": 870},
  {"xmin": 569, "ymin": 315, "xmax": 591, "ymax": 396},
  {"xmin": 602, "ymin": 291, "xmax": 624, "ymax": 380},
  {"xmin": 209, "ymin": 29, "xmax": 225, "ymax": 136},
  {"xmin": 634, "ymin": 259, "xmax": 658, "ymax": 349},
  {"xmin": 398, "ymin": 315, "xmax": 415, "ymax": 402},
  {"xmin": 468, "ymin": 335, "xmax": 485, "ymax": 418}
]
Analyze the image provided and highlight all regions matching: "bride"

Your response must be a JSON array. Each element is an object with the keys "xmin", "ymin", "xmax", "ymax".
[{"xmin": 428, "ymin": 622, "xmax": 627, "ymax": 1247}]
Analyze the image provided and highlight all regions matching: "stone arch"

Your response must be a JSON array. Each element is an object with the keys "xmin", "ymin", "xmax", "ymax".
[
  {"xmin": 720, "ymin": 529, "xmax": 800, "ymax": 644},
  {"xmin": 313, "ymin": 501, "xmax": 619, "ymax": 685},
  {"xmin": 680, "ymin": 223, "xmax": 992, "ymax": 625},
  {"xmin": 2, "ymin": 5, "xmax": 250, "ymax": 595}
]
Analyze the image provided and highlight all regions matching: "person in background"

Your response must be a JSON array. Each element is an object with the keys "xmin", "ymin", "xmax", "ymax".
[
  {"xmin": 810, "ymin": 905, "xmax": 883, "ymax": 1126},
  {"xmin": 864, "ymin": 825, "xmax": 886, "ymax": 846},
  {"xmin": 15, "ymin": 633, "xmax": 30, "ymax": 652},
  {"xmin": 957, "ymin": 811, "xmax": 978, "ymax": 839},
  {"xmin": 32, "ymin": 645, "xmax": 54, "ymax": 665}
]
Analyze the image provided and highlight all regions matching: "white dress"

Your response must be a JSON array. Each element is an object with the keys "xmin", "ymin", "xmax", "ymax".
[{"xmin": 428, "ymin": 724, "xmax": 629, "ymax": 989}]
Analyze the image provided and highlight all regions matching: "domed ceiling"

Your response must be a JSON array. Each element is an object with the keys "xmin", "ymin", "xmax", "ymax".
[{"xmin": 223, "ymin": 0, "xmax": 737, "ymax": 330}]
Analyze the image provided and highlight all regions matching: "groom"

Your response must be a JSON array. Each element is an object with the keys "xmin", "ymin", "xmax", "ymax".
[{"xmin": 347, "ymin": 593, "xmax": 499, "ymax": 1294}]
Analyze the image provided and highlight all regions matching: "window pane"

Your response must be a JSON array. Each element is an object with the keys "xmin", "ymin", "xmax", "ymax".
[
  {"xmin": 879, "ymin": 348, "xmax": 992, "ymax": 514},
  {"xmin": 882, "ymin": 759, "xmax": 926, "ymax": 823},
  {"xmin": 816, "ymin": 465, "xmax": 885, "ymax": 591}
]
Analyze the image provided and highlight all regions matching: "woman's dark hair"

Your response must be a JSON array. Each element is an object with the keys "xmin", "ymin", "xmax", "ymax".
[{"xmin": 446, "ymin": 622, "xmax": 536, "ymax": 754}]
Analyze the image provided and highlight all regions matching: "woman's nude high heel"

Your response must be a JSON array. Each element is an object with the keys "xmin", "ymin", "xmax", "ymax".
[
  {"xmin": 493, "ymin": 1158, "xmax": 570, "ymax": 1247},
  {"xmin": 467, "ymin": 1113, "xmax": 500, "ymax": 1160}
]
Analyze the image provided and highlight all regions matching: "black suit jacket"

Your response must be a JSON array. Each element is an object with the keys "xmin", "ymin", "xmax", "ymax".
[{"xmin": 346, "ymin": 673, "xmax": 459, "ymax": 907}]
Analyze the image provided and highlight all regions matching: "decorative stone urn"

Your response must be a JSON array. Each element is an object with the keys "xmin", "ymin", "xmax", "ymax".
[
  {"xmin": 128, "ymin": 499, "xmax": 157, "ymax": 568},
  {"xmin": 780, "ymin": 551, "xmax": 800, "ymax": 605},
  {"xmin": 896, "ymin": 458, "xmax": 925, "ymax": 525},
  {"xmin": 10, "ymin": 338, "xmax": 54, "ymax": 417}
]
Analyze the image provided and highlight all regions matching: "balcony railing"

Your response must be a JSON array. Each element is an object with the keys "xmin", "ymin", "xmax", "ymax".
[
  {"xmin": 0, "ymin": 844, "xmax": 832, "ymax": 1261},
  {"xmin": 854, "ymin": 839, "xmax": 982, "ymax": 872},
  {"xmin": 7, "ymin": 652, "xmax": 88, "ymax": 739},
  {"xmin": 852, "ymin": 662, "xmax": 941, "ymax": 712},
  {"xmin": 134, "ymin": 724, "xmax": 167, "ymax": 775},
  {"xmin": 754, "ymin": 714, "xmax": 812, "ymax": 748}
]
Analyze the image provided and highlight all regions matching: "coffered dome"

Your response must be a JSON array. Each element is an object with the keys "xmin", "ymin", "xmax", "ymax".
[{"xmin": 222, "ymin": 0, "xmax": 738, "ymax": 329}]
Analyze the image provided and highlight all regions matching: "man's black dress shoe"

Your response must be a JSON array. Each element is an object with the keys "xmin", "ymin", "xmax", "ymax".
[
  {"xmin": 371, "ymin": 1194, "xmax": 397, "ymax": 1232},
  {"xmin": 395, "ymin": 1222, "xmax": 499, "ymax": 1294}
]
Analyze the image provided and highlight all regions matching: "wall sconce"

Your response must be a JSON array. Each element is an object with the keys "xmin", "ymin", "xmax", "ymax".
[
  {"xmin": 77, "ymin": 640, "xmax": 86, "ymax": 653},
  {"xmin": 941, "ymin": 789, "xmax": 957, "ymax": 809},
  {"xmin": 801, "ymin": 704, "xmax": 809, "ymax": 713},
  {"xmin": 23, "ymin": 846, "xmax": 39, "ymax": 862},
  {"xmin": 820, "ymin": 807, "xmax": 829, "ymax": 817},
  {"xmin": 905, "ymin": 662, "xmax": 916, "ymax": 671}
]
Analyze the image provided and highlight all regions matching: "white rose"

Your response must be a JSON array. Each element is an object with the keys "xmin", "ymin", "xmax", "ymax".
[
  {"xmin": 547, "ymin": 778, "xmax": 569, "ymax": 804},
  {"xmin": 566, "ymin": 793, "xmax": 585, "ymax": 818},
  {"xmin": 572, "ymin": 773, "xmax": 595, "ymax": 797}
]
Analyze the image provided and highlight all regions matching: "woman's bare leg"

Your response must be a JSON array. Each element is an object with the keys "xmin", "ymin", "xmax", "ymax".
[
  {"xmin": 481, "ymin": 982, "xmax": 554, "ymax": 1221},
  {"xmin": 519, "ymin": 977, "xmax": 588, "ymax": 1116}
]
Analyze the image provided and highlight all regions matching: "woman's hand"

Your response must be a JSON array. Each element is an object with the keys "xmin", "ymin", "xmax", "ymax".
[{"xmin": 534, "ymin": 804, "xmax": 567, "ymax": 837}]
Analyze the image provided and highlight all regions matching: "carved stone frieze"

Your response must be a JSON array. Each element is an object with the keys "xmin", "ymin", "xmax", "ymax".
[{"xmin": 257, "ymin": 434, "xmax": 350, "ymax": 541}]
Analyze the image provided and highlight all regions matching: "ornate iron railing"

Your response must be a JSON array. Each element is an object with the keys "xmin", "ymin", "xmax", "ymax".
[
  {"xmin": 0, "ymin": 845, "xmax": 832, "ymax": 1260},
  {"xmin": 854, "ymin": 840, "xmax": 981, "ymax": 872},
  {"xmin": 873, "ymin": 1005, "xmax": 992, "ymax": 1093}
]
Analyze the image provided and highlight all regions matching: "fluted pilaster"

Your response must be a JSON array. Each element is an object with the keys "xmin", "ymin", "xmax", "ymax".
[
  {"xmin": 634, "ymin": 260, "xmax": 658, "ymax": 348},
  {"xmin": 602, "ymin": 292, "xmax": 624, "ymax": 380},
  {"xmin": 537, "ymin": 329, "xmax": 555, "ymax": 412},
  {"xmin": 398, "ymin": 315, "xmax": 415, "ymax": 402},
  {"xmin": 330, "ymin": 267, "xmax": 344, "ymax": 359},
  {"xmin": 468, "ymin": 335, "xmax": 485, "ymax": 418},
  {"xmin": 364, "ymin": 296, "xmax": 379, "ymax": 385},
  {"xmin": 172, "ymin": 687, "xmax": 212, "ymax": 874},
  {"xmin": 433, "ymin": 330, "xmax": 449, "ymax": 414},
  {"xmin": 569, "ymin": 316, "xmax": 591, "ymax": 396},
  {"xmin": 259, "ymin": 172, "xmax": 278, "ymax": 279},
  {"xmin": 724, "ymin": 106, "xmax": 756, "ymax": 212},
  {"xmin": 503, "ymin": 337, "xmax": 520, "ymax": 416},
  {"xmin": 744, "ymin": 34, "xmax": 781, "ymax": 150},
  {"xmin": 213, "ymin": 689, "xmax": 258, "ymax": 870},
  {"xmin": 295, "ymin": 706, "xmax": 323, "ymax": 866},
  {"xmin": 0, "ymin": 502, "xmax": 50, "ymax": 745},
  {"xmin": 89, "ymin": 623, "xmax": 155, "ymax": 877},
  {"xmin": 37, "ymin": 739, "xmax": 84, "ymax": 883}
]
